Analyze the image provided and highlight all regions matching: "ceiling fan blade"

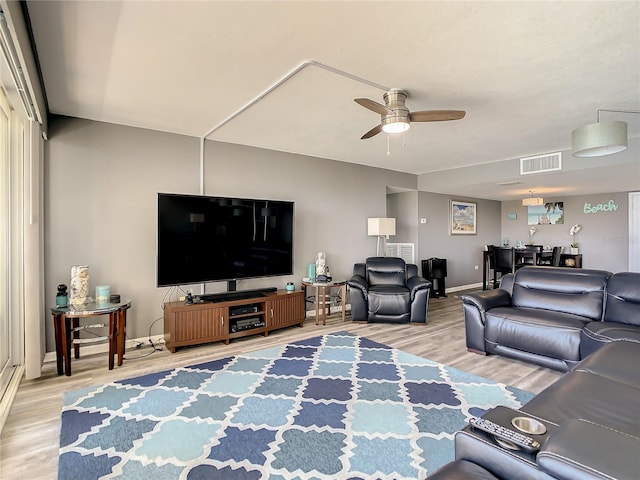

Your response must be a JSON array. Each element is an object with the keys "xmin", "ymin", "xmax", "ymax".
[
  {"xmin": 355, "ymin": 98, "xmax": 394, "ymax": 116},
  {"xmin": 409, "ymin": 110, "xmax": 466, "ymax": 122},
  {"xmin": 361, "ymin": 124, "xmax": 383, "ymax": 139}
]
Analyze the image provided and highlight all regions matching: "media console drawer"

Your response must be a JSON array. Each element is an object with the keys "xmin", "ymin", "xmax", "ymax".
[{"xmin": 163, "ymin": 290, "xmax": 304, "ymax": 353}]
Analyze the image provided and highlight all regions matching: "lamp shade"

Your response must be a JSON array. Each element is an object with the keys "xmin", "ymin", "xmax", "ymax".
[
  {"xmin": 522, "ymin": 197, "xmax": 544, "ymax": 206},
  {"xmin": 368, "ymin": 218, "xmax": 396, "ymax": 236},
  {"xmin": 571, "ymin": 120, "xmax": 628, "ymax": 157}
]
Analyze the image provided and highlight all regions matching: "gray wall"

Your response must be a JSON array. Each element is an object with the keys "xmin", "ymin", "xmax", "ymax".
[
  {"xmin": 43, "ymin": 117, "xmax": 633, "ymax": 353},
  {"xmin": 388, "ymin": 191, "xmax": 502, "ymax": 287},
  {"xmin": 44, "ymin": 117, "xmax": 415, "ymax": 352},
  {"xmin": 501, "ymin": 192, "xmax": 630, "ymax": 272},
  {"xmin": 415, "ymin": 192, "xmax": 502, "ymax": 286},
  {"xmin": 387, "ymin": 191, "xmax": 419, "ymax": 248}
]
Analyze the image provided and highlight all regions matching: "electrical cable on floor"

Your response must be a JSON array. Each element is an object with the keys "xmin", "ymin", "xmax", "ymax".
[
  {"xmin": 123, "ymin": 316, "xmax": 164, "ymax": 360},
  {"xmin": 124, "ymin": 284, "xmax": 185, "ymax": 361},
  {"xmin": 125, "ymin": 284, "xmax": 189, "ymax": 361},
  {"xmin": 146, "ymin": 317, "xmax": 163, "ymax": 351}
]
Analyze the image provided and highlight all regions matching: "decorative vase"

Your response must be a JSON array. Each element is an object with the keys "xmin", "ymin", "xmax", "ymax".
[
  {"xmin": 570, "ymin": 247, "xmax": 579, "ymax": 255},
  {"xmin": 315, "ymin": 252, "xmax": 326, "ymax": 276},
  {"xmin": 95, "ymin": 285, "xmax": 110, "ymax": 304},
  {"xmin": 55, "ymin": 284, "xmax": 68, "ymax": 307},
  {"xmin": 70, "ymin": 265, "xmax": 89, "ymax": 305},
  {"xmin": 307, "ymin": 263, "xmax": 316, "ymax": 282}
]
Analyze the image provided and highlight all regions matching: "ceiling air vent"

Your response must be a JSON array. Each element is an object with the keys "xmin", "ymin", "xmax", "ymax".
[{"xmin": 520, "ymin": 152, "xmax": 562, "ymax": 175}]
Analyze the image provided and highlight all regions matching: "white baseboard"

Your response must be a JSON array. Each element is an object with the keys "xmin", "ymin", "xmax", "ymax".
[
  {"xmin": 445, "ymin": 282, "xmax": 482, "ymax": 293},
  {"xmin": 43, "ymin": 334, "xmax": 166, "ymax": 363}
]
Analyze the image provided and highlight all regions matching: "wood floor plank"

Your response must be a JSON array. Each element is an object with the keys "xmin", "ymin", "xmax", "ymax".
[{"xmin": 0, "ymin": 292, "xmax": 562, "ymax": 479}]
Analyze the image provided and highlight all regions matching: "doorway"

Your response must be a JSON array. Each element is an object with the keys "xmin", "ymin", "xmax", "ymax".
[{"xmin": 630, "ymin": 192, "xmax": 640, "ymax": 272}]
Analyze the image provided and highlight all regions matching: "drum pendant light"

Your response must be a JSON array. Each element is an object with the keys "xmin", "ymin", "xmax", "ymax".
[
  {"xmin": 522, "ymin": 191, "xmax": 543, "ymax": 206},
  {"xmin": 571, "ymin": 109, "xmax": 639, "ymax": 158}
]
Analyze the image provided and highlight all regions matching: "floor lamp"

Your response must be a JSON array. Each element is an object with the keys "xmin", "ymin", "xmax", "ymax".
[{"xmin": 368, "ymin": 218, "xmax": 396, "ymax": 256}]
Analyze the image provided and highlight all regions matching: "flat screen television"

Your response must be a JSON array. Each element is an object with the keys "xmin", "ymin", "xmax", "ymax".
[{"xmin": 157, "ymin": 193, "xmax": 294, "ymax": 288}]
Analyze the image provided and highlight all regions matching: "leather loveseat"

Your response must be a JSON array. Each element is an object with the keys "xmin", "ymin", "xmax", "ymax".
[
  {"xmin": 460, "ymin": 266, "xmax": 640, "ymax": 372},
  {"xmin": 428, "ymin": 339, "xmax": 640, "ymax": 480},
  {"xmin": 347, "ymin": 257, "xmax": 431, "ymax": 323}
]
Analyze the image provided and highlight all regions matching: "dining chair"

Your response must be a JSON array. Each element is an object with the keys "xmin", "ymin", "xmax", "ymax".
[
  {"xmin": 492, "ymin": 247, "xmax": 515, "ymax": 288},
  {"xmin": 538, "ymin": 246, "xmax": 562, "ymax": 267},
  {"xmin": 518, "ymin": 245, "xmax": 543, "ymax": 267}
]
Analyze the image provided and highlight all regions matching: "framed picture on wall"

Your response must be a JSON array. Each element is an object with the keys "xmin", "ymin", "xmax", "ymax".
[
  {"xmin": 527, "ymin": 202, "xmax": 564, "ymax": 225},
  {"xmin": 450, "ymin": 200, "xmax": 477, "ymax": 235}
]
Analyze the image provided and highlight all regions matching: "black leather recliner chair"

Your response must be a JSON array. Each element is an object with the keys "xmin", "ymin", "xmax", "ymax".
[{"xmin": 347, "ymin": 257, "xmax": 431, "ymax": 323}]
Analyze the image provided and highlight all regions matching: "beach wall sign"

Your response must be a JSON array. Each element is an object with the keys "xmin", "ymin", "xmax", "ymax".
[{"xmin": 583, "ymin": 200, "xmax": 619, "ymax": 214}]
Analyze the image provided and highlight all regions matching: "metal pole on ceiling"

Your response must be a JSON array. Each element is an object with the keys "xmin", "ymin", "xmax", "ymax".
[{"xmin": 198, "ymin": 59, "xmax": 389, "ymax": 195}]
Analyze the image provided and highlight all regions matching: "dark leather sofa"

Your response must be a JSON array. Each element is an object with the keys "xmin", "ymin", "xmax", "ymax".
[
  {"xmin": 347, "ymin": 257, "xmax": 431, "ymax": 323},
  {"xmin": 460, "ymin": 267, "xmax": 640, "ymax": 371},
  {"xmin": 428, "ymin": 340, "xmax": 640, "ymax": 480}
]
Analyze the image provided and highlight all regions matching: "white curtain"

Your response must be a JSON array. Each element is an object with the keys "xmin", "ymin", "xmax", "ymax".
[
  {"xmin": 24, "ymin": 121, "xmax": 45, "ymax": 379},
  {"xmin": 0, "ymin": 3, "xmax": 47, "ymax": 431}
]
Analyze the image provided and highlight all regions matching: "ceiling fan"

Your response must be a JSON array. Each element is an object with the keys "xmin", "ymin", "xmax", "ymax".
[{"xmin": 354, "ymin": 88, "xmax": 466, "ymax": 139}]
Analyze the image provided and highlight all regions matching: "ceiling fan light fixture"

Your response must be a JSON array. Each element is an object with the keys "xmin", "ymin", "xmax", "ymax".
[
  {"xmin": 355, "ymin": 87, "xmax": 465, "ymax": 139},
  {"xmin": 382, "ymin": 119, "xmax": 410, "ymax": 134},
  {"xmin": 571, "ymin": 120, "xmax": 628, "ymax": 157}
]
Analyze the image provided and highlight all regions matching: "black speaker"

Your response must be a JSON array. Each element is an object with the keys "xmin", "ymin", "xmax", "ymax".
[
  {"xmin": 422, "ymin": 258, "xmax": 447, "ymax": 298},
  {"xmin": 429, "ymin": 258, "xmax": 447, "ymax": 279}
]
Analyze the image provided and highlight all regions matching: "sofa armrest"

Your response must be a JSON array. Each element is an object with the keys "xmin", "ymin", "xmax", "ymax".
[
  {"xmin": 407, "ymin": 275, "xmax": 431, "ymax": 301},
  {"xmin": 459, "ymin": 289, "xmax": 512, "ymax": 313},
  {"xmin": 347, "ymin": 275, "xmax": 367, "ymax": 295},
  {"xmin": 409, "ymin": 282, "xmax": 430, "ymax": 324},
  {"xmin": 459, "ymin": 289, "xmax": 512, "ymax": 353},
  {"xmin": 347, "ymin": 275, "xmax": 368, "ymax": 321},
  {"xmin": 537, "ymin": 418, "xmax": 640, "ymax": 480}
]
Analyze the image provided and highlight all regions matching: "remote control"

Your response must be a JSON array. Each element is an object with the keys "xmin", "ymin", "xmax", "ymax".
[{"xmin": 470, "ymin": 417, "xmax": 541, "ymax": 453}]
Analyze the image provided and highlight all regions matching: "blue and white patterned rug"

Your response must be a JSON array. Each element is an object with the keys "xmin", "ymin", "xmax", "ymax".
[{"xmin": 58, "ymin": 331, "xmax": 533, "ymax": 479}]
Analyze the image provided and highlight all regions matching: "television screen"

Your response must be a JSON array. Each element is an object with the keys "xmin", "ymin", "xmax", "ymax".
[{"xmin": 157, "ymin": 193, "xmax": 294, "ymax": 287}]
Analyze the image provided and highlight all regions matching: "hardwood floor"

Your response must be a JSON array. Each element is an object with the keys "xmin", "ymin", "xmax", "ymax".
[{"xmin": 0, "ymin": 292, "xmax": 563, "ymax": 479}]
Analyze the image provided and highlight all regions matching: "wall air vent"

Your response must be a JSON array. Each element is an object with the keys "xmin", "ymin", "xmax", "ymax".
[
  {"xmin": 520, "ymin": 152, "xmax": 562, "ymax": 175},
  {"xmin": 385, "ymin": 243, "xmax": 415, "ymax": 264}
]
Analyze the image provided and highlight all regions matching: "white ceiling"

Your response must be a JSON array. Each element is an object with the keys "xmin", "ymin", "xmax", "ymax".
[{"xmin": 26, "ymin": 1, "xmax": 640, "ymax": 201}]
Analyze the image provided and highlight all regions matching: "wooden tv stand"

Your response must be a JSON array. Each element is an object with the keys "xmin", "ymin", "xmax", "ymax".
[{"xmin": 163, "ymin": 290, "xmax": 305, "ymax": 353}]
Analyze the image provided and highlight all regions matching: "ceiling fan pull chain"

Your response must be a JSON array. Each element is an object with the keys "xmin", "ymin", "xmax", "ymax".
[
  {"xmin": 387, "ymin": 135, "xmax": 391, "ymax": 156},
  {"xmin": 402, "ymin": 132, "xmax": 406, "ymax": 147}
]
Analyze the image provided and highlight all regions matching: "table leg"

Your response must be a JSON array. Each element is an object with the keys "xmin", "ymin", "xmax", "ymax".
[
  {"xmin": 117, "ymin": 308, "xmax": 127, "ymax": 366},
  {"xmin": 62, "ymin": 316, "xmax": 72, "ymax": 376},
  {"xmin": 322, "ymin": 285, "xmax": 328, "ymax": 325},
  {"xmin": 341, "ymin": 284, "xmax": 346, "ymax": 322},
  {"xmin": 108, "ymin": 312, "xmax": 116, "ymax": 370},
  {"xmin": 482, "ymin": 251, "xmax": 488, "ymax": 290},
  {"xmin": 53, "ymin": 314, "xmax": 63, "ymax": 375},
  {"xmin": 314, "ymin": 285, "xmax": 320, "ymax": 325},
  {"xmin": 73, "ymin": 318, "xmax": 80, "ymax": 359}
]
